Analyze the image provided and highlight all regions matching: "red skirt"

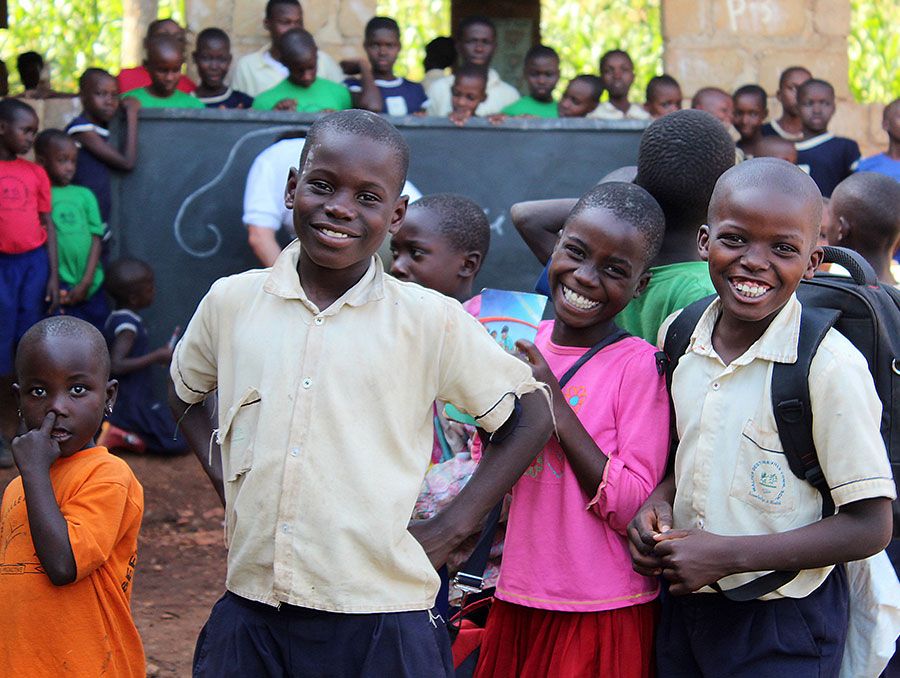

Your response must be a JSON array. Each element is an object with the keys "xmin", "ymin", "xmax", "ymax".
[{"xmin": 474, "ymin": 598, "xmax": 657, "ymax": 678}]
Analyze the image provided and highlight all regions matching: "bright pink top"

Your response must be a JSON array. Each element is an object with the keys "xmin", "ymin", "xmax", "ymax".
[
  {"xmin": 117, "ymin": 66, "xmax": 196, "ymax": 94},
  {"xmin": 0, "ymin": 159, "xmax": 51, "ymax": 254},
  {"xmin": 495, "ymin": 321, "xmax": 670, "ymax": 612}
]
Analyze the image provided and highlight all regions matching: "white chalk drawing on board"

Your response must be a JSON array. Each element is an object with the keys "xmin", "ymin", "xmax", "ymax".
[{"xmin": 172, "ymin": 125, "xmax": 300, "ymax": 258}]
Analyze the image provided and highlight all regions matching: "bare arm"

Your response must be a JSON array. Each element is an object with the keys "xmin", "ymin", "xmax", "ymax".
[
  {"xmin": 343, "ymin": 59, "xmax": 384, "ymax": 113},
  {"xmin": 71, "ymin": 99, "xmax": 139, "ymax": 172},
  {"xmin": 168, "ymin": 384, "xmax": 224, "ymax": 506},
  {"xmin": 510, "ymin": 198, "xmax": 576, "ymax": 265},
  {"xmin": 409, "ymin": 390, "xmax": 553, "ymax": 567},
  {"xmin": 41, "ymin": 212, "xmax": 59, "ymax": 313},
  {"xmin": 109, "ymin": 329, "xmax": 172, "ymax": 376},
  {"xmin": 653, "ymin": 497, "xmax": 893, "ymax": 595},
  {"xmin": 12, "ymin": 412, "xmax": 77, "ymax": 586},
  {"xmin": 247, "ymin": 225, "xmax": 283, "ymax": 267}
]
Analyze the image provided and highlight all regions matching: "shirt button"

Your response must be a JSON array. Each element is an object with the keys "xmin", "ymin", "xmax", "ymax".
[
  {"xmin": 302, "ymin": 378, "xmax": 312, "ymax": 389},
  {"xmin": 314, "ymin": 316, "xmax": 324, "ymax": 326},
  {"xmin": 698, "ymin": 518, "xmax": 705, "ymax": 529},
  {"xmin": 712, "ymin": 382, "xmax": 720, "ymax": 391},
  {"xmin": 290, "ymin": 447, "xmax": 299, "ymax": 457}
]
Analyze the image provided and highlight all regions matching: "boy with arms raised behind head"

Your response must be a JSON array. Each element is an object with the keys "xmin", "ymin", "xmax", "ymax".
[
  {"xmin": 232, "ymin": 0, "xmax": 343, "ymax": 98},
  {"xmin": 829, "ymin": 172, "xmax": 900, "ymax": 286},
  {"xmin": 857, "ymin": 98, "xmax": 900, "ymax": 181},
  {"xmin": 121, "ymin": 35, "xmax": 205, "ymax": 109},
  {"xmin": 0, "ymin": 99, "xmax": 59, "ymax": 468},
  {"xmin": 192, "ymin": 28, "xmax": 253, "ymax": 109},
  {"xmin": 0, "ymin": 316, "xmax": 144, "ymax": 676},
  {"xmin": 344, "ymin": 17, "xmax": 428, "ymax": 116},
  {"xmin": 629, "ymin": 159, "xmax": 894, "ymax": 676},
  {"xmin": 644, "ymin": 74, "xmax": 682, "ymax": 119},
  {"xmin": 762, "ymin": 66, "xmax": 811, "ymax": 142},
  {"xmin": 557, "ymin": 74, "xmax": 602, "ymax": 118},
  {"xmin": 170, "ymin": 110, "xmax": 552, "ymax": 677},
  {"xmin": 251, "ymin": 28, "xmax": 352, "ymax": 112},
  {"xmin": 795, "ymin": 78, "xmax": 860, "ymax": 197},
  {"xmin": 34, "ymin": 130, "xmax": 108, "ymax": 329},
  {"xmin": 501, "ymin": 45, "xmax": 560, "ymax": 118},
  {"xmin": 590, "ymin": 49, "xmax": 649, "ymax": 120}
]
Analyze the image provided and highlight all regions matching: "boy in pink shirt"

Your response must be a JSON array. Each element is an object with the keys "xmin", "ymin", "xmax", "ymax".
[{"xmin": 475, "ymin": 182, "xmax": 670, "ymax": 678}]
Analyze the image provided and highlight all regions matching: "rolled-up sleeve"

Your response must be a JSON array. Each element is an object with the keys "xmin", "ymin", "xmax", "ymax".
[{"xmin": 170, "ymin": 284, "xmax": 220, "ymax": 404}]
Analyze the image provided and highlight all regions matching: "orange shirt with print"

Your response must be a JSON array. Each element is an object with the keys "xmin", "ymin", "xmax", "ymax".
[{"xmin": 0, "ymin": 446, "xmax": 145, "ymax": 677}]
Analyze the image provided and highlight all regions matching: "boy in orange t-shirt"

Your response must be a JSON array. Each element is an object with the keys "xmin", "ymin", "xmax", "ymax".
[{"xmin": 0, "ymin": 316, "xmax": 145, "ymax": 677}]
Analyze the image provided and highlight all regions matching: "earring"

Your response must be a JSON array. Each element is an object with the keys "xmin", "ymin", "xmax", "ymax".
[{"xmin": 105, "ymin": 405, "xmax": 113, "ymax": 416}]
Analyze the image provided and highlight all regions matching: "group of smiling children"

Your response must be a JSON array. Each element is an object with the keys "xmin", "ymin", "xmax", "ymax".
[{"xmin": 2, "ymin": 98, "xmax": 898, "ymax": 677}]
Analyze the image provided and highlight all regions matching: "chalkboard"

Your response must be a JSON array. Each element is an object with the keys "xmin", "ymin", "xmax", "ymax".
[{"xmin": 112, "ymin": 109, "xmax": 646, "ymax": 357}]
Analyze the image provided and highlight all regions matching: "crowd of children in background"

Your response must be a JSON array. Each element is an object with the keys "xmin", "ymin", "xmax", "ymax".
[{"xmin": 2, "ymin": 0, "xmax": 900, "ymax": 676}]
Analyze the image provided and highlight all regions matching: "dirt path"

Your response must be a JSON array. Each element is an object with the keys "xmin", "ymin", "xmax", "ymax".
[{"xmin": 1, "ymin": 452, "xmax": 227, "ymax": 677}]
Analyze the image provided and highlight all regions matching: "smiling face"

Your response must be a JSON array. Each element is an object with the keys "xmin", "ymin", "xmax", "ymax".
[
  {"xmin": 14, "ymin": 334, "xmax": 116, "ymax": 457},
  {"xmin": 389, "ymin": 207, "xmax": 469, "ymax": 298},
  {"xmin": 0, "ymin": 108, "xmax": 38, "ymax": 156},
  {"xmin": 194, "ymin": 37, "xmax": 232, "ymax": 90},
  {"xmin": 451, "ymin": 74, "xmax": 486, "ymax": 116},
  {"xmin": 457, "ymin": 23, "xmax": 496, "ymax": 66},
  {"xmin": 798, "ymin": 82, "xmax": 835, "ymax": 135},
  {"xmin": 558, "ymin": 80, "xmax": 598, "ymax": 117},
  {"xmin": 733, "ymin": 93, "xmax": 767, "ymax": 142},
  {"xmin": 548, "ymin": 207, "xmax": 650, "ymax": 346},
  {"xmin": 81, "ymin": 72, "xmax": 119, "ymax": 124},
  {"xmin": 600, "ymin": 53, "xmax": 634, "ymax": 100},
  {"xmin": 700, "ymin": 184, "xmax": 821, "ymax": 332},
  {"xmin": 524, "ymin": 55, "xmax": 560, "ymax": 102},
  {"xmin": 39, "ymin": 137, "xmax": 78, "ymax": 187},
  {"xmin": 364, "ymin": 27, "xmax": 401, "ymax": 78},
  {"xmin": 288, "ymin": 129, "xmax": 407, "ymax": 275}
]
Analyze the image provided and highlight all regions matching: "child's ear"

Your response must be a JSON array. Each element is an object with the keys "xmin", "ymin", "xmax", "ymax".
[
  {"xmin": 634, "ymin": 271, "xmax": 651, "ymax": 298},
  {"xmin": 697, "ymin": 224, "xmax": 711, "ymax": 261},
  {"xmin": 805, "ymin": 245, "xmax": 824, "ymax": 279},
  {"xmin": 836, "ymin": 215, "xmax": 850, "ymax": 244},
  {"xmin": 284, "ymin": 167, "xmax": 299, "ymax": 210},
  {"xmin": 105, "ymin": 379, "xmax": 119, "ymax": 413},
  {"xmin": 388, "ymin": 194, "xmax": 409, "ymax": 235},
  {"xmin": 459, "ymin": 250, "xmax": 482, "ymax": 279}
]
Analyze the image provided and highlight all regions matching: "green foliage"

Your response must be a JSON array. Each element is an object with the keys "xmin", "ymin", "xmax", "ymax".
[
  {"xmin": 375, "ymin": 0, "xmax": 452, "ymax": 81},
  {"xmin": 849, "ymin": 0, "xmax": 900, "ymax": 103},
  {"xmin": 0, "ymin": 0, "xmax": 185, "ymax": 94}
]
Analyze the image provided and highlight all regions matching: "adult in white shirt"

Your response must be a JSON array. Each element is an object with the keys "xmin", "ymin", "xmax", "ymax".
[
  {"xmin": 231, "ymin": 0, "xmax": 343, "ymax": 97},
  {"xmin": 425, "ymin": 16, "xmax": 520, "ymax": 117},
  {"xmin": 244, "ymin": 135, "xmax": 422, "ymax": 266}
]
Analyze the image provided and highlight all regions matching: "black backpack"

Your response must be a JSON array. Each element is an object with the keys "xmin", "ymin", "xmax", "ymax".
[{"xmin": 662, "ymin": 246, "xmax": 900, "ymax": 600}]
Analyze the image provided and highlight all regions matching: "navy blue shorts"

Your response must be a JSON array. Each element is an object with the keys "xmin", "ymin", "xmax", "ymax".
[
  {"xmin": 54, "ymin": 283, "xmax": 110, "ymax": 332},
  {"xmin": 656, "ymin": 566, "xmax": 848, "ymax": 677},
  {"xmin": 193, "ymin": 592, "xmax": 454, "ymax": 678},
  {"xmin": 0, "ymin": 247, "xmax": 49, "ymax": 374}
]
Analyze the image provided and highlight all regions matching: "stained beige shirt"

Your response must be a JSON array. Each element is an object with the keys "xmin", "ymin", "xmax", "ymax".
[
  {"xmin": 588, "ymin": 101, "xmax": 650, "ymax": 121},
  {"xmin": 425, "ymin": 68, "xmax": 521, "ymax": 117},
  {"xmin": 171, "ymin": 241, "xmax": 542, "ymax": 612},
  {"xmin": 659, "ymin": 295, "xmax": 895, "ymax": 599}
]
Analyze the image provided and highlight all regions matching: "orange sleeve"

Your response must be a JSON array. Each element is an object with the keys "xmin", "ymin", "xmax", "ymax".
[{"xmin": 60, "ymin": 468, "xmax": 134, "ymax": 582}]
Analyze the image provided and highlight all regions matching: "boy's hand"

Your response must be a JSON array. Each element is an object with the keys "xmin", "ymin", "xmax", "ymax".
[
  {"xmin": 515, "ymin": 340, "xmax": 558, "ymax": 391},
  {"xmin": 61, "ymin": 283, "xmax": 88, "ymax": 306},
  {"xmin": 152, "ymin": 344, "xmax": 175, "ymax": 365},
  {"xmin": 12, "ymin": 411, "xmax": 62, "ymax": 474},
  {"xmin": 408, "ymin": 516, "xmax": 459, "ymax": 569},
  {"xmin": 652, "ymin": 529, "xmax": 733, "ymax": 595},
  {"xmin": 339, "ymin": 59, "xmax": 363, "ymax": 76},
  {"xmin": 449, "ymin": 110, "xmax": 474, "ymax": 127},
  {"xmin": 121, "ymin": 96, "xmax": 141, "ymax": 117},
  {"xmin": 487, "ymin": 113, "xmax": 508, "ymax": 125},
  {"xmin": 45, "ymin": 276, "xmax": 60, "ymax": 314},
  {"xmin": 274, "ymin": 98, "xmax": 297, "ymax": 112},
  {"xmin": 626, "ymin": 495, "xmax": 673, "ymax": 576}
]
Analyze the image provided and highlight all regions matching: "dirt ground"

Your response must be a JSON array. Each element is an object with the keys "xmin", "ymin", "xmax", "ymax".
[{"xmin": 0, "ymin": 451, "xmax": 227, "ymax": 677}]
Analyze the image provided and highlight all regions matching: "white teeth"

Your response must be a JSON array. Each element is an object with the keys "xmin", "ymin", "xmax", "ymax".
[
  {"xmin": 733, "ymin": 281, "xmax": 770, "ymax": 298},
  {"xmin": 562, "ymin": 285, "xmax": 600, "ymax": 310},
  {"xmin": 320, "ymin": 228, "xmax": 349, "ymax": 239}
]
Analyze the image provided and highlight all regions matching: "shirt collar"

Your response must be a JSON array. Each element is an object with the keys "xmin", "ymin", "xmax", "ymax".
[
  {"xmin": 263, "ymin": 240, "xmax": 385, "ymax": 314},
  {"xmin": 689, "ymin": 293, "xmax": 801, "ymax": 366},
  {"xmin": 795, "ymin": 132, "xmax": 835, "ymax": 151}
]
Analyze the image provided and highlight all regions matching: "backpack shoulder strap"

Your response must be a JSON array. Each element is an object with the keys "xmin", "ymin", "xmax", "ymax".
[
  {"xmin": 771, "ymin": 305, "xmax": 841, "ymax": 517},
  {"xmin": 661, "ymin": 295, "xmax": 717, "ymax": 392}
]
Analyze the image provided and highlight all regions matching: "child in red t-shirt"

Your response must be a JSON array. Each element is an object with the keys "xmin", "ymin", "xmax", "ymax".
[{"xmin": 0, "ymin": 98, "xmax": 58, "ymax": 468}]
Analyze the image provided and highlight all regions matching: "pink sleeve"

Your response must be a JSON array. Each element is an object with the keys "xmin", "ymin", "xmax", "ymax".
[{"xmin": 588, "ymin": 350, "xmax": 670, "ymax": 535}]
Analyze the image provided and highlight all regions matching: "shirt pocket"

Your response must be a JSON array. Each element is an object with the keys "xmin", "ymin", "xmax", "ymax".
[
  {"xmin": 216, "ymin": 386, "xmax": 260, "ymax": 482},
  {"xmin": 729, "ymin": 419, "xmax": 796, "ymax": 513}
]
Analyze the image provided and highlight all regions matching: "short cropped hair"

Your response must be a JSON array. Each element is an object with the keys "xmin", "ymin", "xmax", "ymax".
[
  {"xmin": 779, "ymin": 66, "xmax": 812, "ymax": 89},
  {"xmin": 635, "ymin": 109, "xmax": 736, "ymax": 233},
  {"xmin": 365, "ymin": 17, "xmax": 400, "ymax": 39},
  {"xmin": 797, "ymin": 78, "xmax": 834, "ymax": 100},
  {"xmin": 691, "ymin": 86, "xmax": 730, "ymax": 109},
  {"xmin": 832, "ymin": 172, "xmax": 900, "ymax": 250},
  {"xmin": 146, "ymin": 18, "xmax": 181, "ymax": 38},
  {"xmin": 409, "ymin": 193, "xmax": 491, "ymax": 260},
  {"xmin": 105, "ymin": 257, "xmax": 154, "ymax": 307},
  {"xmin": 524, "ymin": 44, "xmax": 559, "ymax": 64},
  {"xmin": 16, "ymin": 316, "xmax": 111, "ymax": 379},
  {"xmin": 454, "ymin": 62, "xmax": 488, "ymax": 85},
  {"xmin": 78, "ymin": 67, "xmax": 114, "ymax": 91},
  {"xmin": 16, "ymin": 51, "xmax": 43, "ymax": 89},
  {"xmin": 424, "ymin": 37, "xmax": 455, "ymax": 71},
  {"xmin": 300, "ymin": 110, "xmax": 410, "ymax": 194},
  {"xmin": 646, "ymin": 74, "xmax": 680, "ymax": 101},
  {"xmin": 456, "ymin": 15, "xmax": 495, "ymax": 39},
  {"xmin": 883, "ymin": 98, "xmax": 900, "ymax": 122},
  {"xmin": 571, "ymin": 74, "xmax": 603, "ymax": 102},
  {"xmin": 34, "ymin": 128, "xmax": 72, "ymax": 157},
  {"xmin": 197, "ymin": 27, "xmax": 230, "ymax": 48},
  {"xmin": 0, "ymin": 97, "xmax": 36, "ymax": 123},
  {"xmin": 569, "ymin": 181, "xmax": 666, "ymax": 264},
  {"xmin": 265, "ymin": 0, "xmax": 300, "ymax": 19},
  {"xmin": 278, "ymin": 28, "xmax": 316, "ymax": 59},
  {"xmin": 599, "ymin": 49, "xmax": 632, "ymax": 71},
  {"xmin": 733, "ymin": 84, "xmax": 767, "ymax": 108}
]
